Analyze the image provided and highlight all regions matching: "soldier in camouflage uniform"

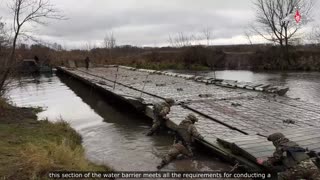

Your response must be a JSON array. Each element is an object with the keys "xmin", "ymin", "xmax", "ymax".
[
  {"xmin": 85, "ymin": 57, "xmax": 90, "ymax": 70},
  {"xmin": 146, "ymin": 98, "xmax": 175, "ymax": 136},
  {"xmin": 176, "ymin": 114, "xmax": 204, "ymax": 155},
  {"xmin": 157, "ymin": 140, "xmax": 193, "ymax": 170},
  {"xmin": 258, "ymin": 133, "xmax": 320, "ymax": 180}
]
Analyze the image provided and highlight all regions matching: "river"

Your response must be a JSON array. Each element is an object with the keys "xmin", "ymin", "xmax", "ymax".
[
  {"xmin": 6, "ymin": 72, "xmax": 230, "ymax": 172},
  {"xmin": 6, "ymin": 70, "xmax": 320, "ymax": 172}
]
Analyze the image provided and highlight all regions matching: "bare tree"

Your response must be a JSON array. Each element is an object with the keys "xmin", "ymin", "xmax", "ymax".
[
  {"xmin": 202, "ymin": 28, "xmax": 212, "ymax": 46},
  {"xmin": 0, "ymin": 18, "xmax": 10, "ymax": 96},
  {"xmin": 244, "ymin": 30, "xmax": 253, "ymax": 45},
  {"xmin": 85, "ymin": 41, "xmax": 95, "ymax": 51},
  {"xmin": 0, "ymin": 0, "xmax": 64, "ymax": 94},
  {"xmin": 168, "ymin": 32, "xmax": 194, "ymax": 47},
  {"xmin": 315, "ymin": 27, "xmax": 320, "ymax": 44},
  {"xmin": 104, "ymin": 32, "xmax": 116, "ymax": 49},
  {"xmin": 252, "ymin": 0, "xmax": 313, "ymax": 64},
  {"xmin": 310, "ymin": 26, "xmax": 320, "ymax": 45},
  {"xmin": 9, "ymin": 0, "xmax": 64, "ymax": 62},
  {"xmin": 52, "ymin": 42, "xmax": 63, "ymax": 51},
  {"xmin": 104, "ymin": 32, "xmax": 116, "ymax": 62},
  {"xmin": 0, "ymin": 18, "xmax": 9, "ymax": 50}
]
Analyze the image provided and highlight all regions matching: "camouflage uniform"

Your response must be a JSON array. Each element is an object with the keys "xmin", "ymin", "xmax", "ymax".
[
  {"xmin": 85, "ymin": 57, "xmax": 90, "ymax": 70},
  {"xmin": 146, "ymin": 99, "xmax": 174, "ymax": 136},
  {"xmin": 176, "ymin": 114, "xmax": 204, "ymax": 154},
  {"xmin": 157, "ymin": 141, "xmax": 193, "ymax": 169},
  {"xmin": 263, "ymin": 133, "xmax": 320, "ymax": 180}
]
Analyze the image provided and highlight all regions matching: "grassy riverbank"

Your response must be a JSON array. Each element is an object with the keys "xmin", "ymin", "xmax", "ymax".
[{"xmin": 0, "ymin": 98, "xmax": 111, "ymax": 179}]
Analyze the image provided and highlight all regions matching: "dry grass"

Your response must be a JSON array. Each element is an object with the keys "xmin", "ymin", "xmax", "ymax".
[
  {"xmin": 0, "ymin": 100, "xmax": 111, "ymax": 180},
  {"xmin": 20, "ymin": 138, "xmax": 107, "ymax": 179}
]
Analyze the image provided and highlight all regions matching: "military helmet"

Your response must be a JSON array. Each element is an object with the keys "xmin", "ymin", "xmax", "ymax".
[
  {"xmin": 165, "ymin": 98, "xmax": 175, "ymax": 106},
  {"xmin": 267, "ymin": 133, "xmax": 285, "ymax": 142},
  {"xmin": 187, "ymin": 113, "xmax": 198, "ymax": 122}
]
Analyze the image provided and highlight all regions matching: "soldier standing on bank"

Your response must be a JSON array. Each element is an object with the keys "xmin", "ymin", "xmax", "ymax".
[
  {"xmin": 85, "ymin": 57, "xmax": 90, "ymax": 70},
  {"xmin": 146, "ymin": 98, "xmax": 175, "ymax": 136},
  {"xmin": 257, "ymin": 133, "xmax": 320, "ymax": 180},
  {"xmin": 176, "ymin": 113, "xmax": 204, "ymax": 155},
  {"xmin": 34, "ymin": 56, "xmax": 40, "ymax": 64}
]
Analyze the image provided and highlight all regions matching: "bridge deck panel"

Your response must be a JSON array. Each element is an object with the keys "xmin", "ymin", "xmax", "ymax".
[{"xmin": 58, "ymin": 66, "xmax": 320, "ymax": 170}]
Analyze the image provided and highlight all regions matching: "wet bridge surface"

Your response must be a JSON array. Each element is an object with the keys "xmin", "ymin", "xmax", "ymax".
[{"xmin": 57, "ymin": 66, "xmax": 320, "ymax": 170}]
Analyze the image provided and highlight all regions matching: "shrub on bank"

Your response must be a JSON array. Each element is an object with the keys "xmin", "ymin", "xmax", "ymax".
[{"xmin": 7, "ymin": 43, "xmax": 320, "ymax": 71}]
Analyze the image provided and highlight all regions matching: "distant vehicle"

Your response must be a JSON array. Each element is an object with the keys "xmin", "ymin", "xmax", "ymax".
[
  {"xmin": 18, "ymin": 59, "xmax": 39, "ymax": 73},
  {"xmin": 17, "ymin": 59, "xmax": 53, "ymax": 73}
]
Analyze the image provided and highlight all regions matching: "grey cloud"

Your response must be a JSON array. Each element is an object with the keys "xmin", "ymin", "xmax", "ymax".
[
  {"xmin": 1, "ymin": 0, "xmax": 319, "ymax": 48},
  {"xmin": 41, "ymin": 4, "xmax": 253, "ymax": 42}
]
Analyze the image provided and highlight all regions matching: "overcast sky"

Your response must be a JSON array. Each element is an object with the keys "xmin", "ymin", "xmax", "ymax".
[{"xmin": 0, "ymin": 0, "xmax": 319, "ymax": 49}]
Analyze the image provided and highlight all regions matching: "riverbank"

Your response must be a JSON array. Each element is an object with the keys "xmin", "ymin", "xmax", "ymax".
[
  {"xmin": 0, "ymin": 98, "xmax": 111, "ymax": 179},
  {"xmin": 31, "ymin": 44, "xmax": 318, "ymax": 71}
]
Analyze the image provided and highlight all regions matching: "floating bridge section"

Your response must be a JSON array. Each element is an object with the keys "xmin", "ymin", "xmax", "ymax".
[{"xmin": 57, "ymin": 66, "xmax": 320, "ymax": 171}]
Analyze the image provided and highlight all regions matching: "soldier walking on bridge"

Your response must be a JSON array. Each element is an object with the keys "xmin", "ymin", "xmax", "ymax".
[
  {"xmin": 85, "ymin": 57, "xmax": 90, "ymax": 70},
  {"xmin": 146, "ymin": 98, "xmax": 175, "ymax": 136},
  {"xmin": 257, "ymin": 133, "xmax": 320, "ymax": 180},
  {"xmin": 176, "ymin": 113, "xmax": 204, "ymax": 154}
]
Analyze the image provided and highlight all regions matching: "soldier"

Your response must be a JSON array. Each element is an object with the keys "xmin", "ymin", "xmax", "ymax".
[
  {"xmin": 85, "ymin": 57, "xmax": 90, "ymax": 70},
  {"xmin": 176, "ymin": 113, "xmax": 204, "ymax": 154},
  {"xmin": 157, "ymin": 140, "xmax": 193, "ymax": 170},
  {"xmin": 34, "ymin": 56, "xmax": 40, "ymax": 64},
  {"xmin": 146, "ymin": 98, "xmax": 175, "ymax": 136},
  {"xmin": 257, "ymin": 133, "xmax": 320, "ymax": 180}
]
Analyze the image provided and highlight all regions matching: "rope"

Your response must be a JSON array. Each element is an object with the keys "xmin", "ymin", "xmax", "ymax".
[{"xmin": 76, "ymin": 69, "xmax": 166, "ymax": 100}]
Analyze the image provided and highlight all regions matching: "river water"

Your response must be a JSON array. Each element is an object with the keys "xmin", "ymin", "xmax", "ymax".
[
  {"xmin": 6, "ymin": 70, "xmax": 320, "ymax": 172},
  {"xmin": 6, "ymin": 73, "xmax": 229, "ymax": 172}
]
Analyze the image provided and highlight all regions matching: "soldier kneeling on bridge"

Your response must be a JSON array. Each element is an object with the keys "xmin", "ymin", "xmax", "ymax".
[
  {"xmin": 176, "ymin": 114, "xmax": 204, "ymax": 155},
  {"xmin": 257, "ymin": 133, "xmax": 320, "ymax": 180},
  {"xmin": 157, "ymin": 114, "xmax": 204, "ymax": 169},
  {"xmin": 157, "ymin": 138, "xmax": 193, "ymax": 170},
  {"xmin": 146, "ymin": 98, "xmax": 175, "ymax": 136}
]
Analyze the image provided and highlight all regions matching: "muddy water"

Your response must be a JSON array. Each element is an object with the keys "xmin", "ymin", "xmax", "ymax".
[{"xmin": 6, "ymin": 73, "xmax": 230, "ymax": 172}]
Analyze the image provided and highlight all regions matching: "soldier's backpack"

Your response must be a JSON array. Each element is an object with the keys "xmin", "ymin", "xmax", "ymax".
[
  {"xmin": 315, "ymin": 156, "xmax": 320, "ymax": 169},
  {"xmin": 153, "ymin": 103, "xmax": 162, "ymax": 114},
  {"xmin": 176, "ymin": 122, "xmax": 193, "ymax": 144},
  {"xmin": 281, "ymin": 142, "xmax": 309, "ymax": 168},
  {"xmin": 173, "ymin": 131, "xmax": 188, "ymax": 148},
  {"xmin": 308, "ymin": 151, "xmax": 320, "ymax": 169},
  {"xmin": 153, "ymin": 102, "xmax": 170, "ymax": 117}
]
